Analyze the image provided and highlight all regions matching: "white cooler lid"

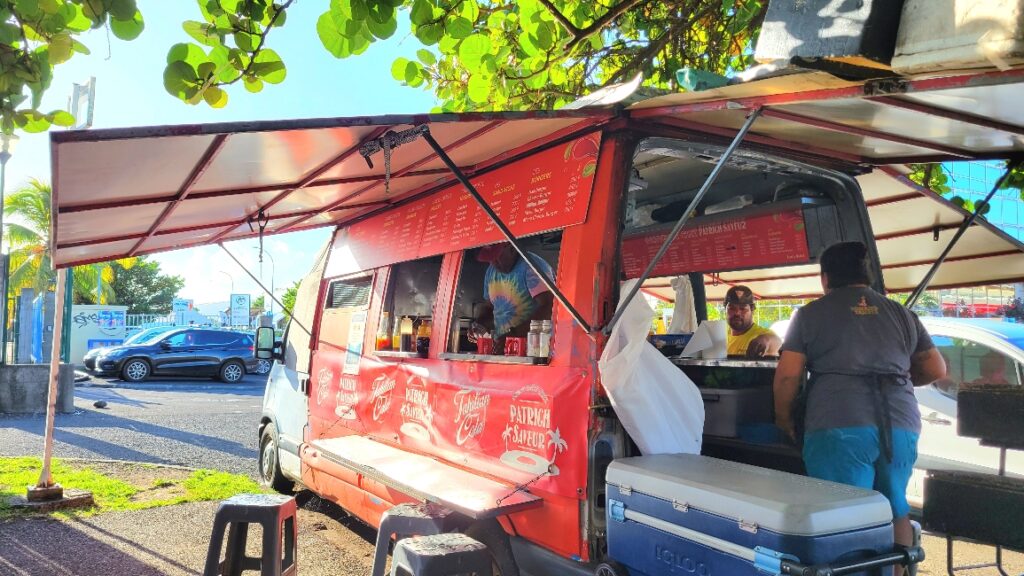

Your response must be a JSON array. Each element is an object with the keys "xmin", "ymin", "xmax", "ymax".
[{"xmin": 607, "ymin": 455, "xmax": 893, "ymax": 537}]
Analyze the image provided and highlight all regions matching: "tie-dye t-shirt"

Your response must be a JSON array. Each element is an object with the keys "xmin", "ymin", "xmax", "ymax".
[{"xmin": 484, "ymin": 253, "xmax": 554, "ymax": 336}]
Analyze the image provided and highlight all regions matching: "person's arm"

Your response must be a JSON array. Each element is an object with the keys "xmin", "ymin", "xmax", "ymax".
[
  {"xmin": 746, "ymin": 330, "xmax": 783, "ymax": 358},
  {"xmin": 910, "ymin": 347, "xmax": 946, "ymax": 387},
  {"xmin": 772, "ymin": 350, "xmax": 807, "ymax": 441}
]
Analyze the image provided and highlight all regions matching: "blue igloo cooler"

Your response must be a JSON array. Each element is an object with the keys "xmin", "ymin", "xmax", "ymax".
[{"xmin": 606, "ymin": 455, "xmax": 894, "ymax": 576}]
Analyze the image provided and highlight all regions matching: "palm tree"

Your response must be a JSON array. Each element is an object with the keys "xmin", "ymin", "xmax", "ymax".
[{"xmin": 5, "ymin": 179, "xmax": 135, "ymax": 303}]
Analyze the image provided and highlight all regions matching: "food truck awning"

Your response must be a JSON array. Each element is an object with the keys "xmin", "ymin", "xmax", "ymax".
[{"xmin": 51, "ymin": 68, "xmax": 1024, "ymax": 295}]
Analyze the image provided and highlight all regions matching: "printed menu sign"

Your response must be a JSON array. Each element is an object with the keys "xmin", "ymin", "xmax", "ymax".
[
  {"xmin": 621, "ymin": 208, "xmax": 810, "ymax": 278},
  {"xmin": 327, "ymin": 133, "xmax": 601, "ymax": 275}
]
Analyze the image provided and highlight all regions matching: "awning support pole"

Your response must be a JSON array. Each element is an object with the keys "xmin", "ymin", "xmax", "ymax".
[
  {"xmin": 602, "ymin": 107, "xmax": 763, "ymax": 336},
  {"xmin": 37, "ymin": 267, "xmax": 68, "ymax": 488},
  {"xmin": 218, "ymin": 243, "xmax": 313, "ymax": 337},
  {"xmin": 418, "ymin": 128, "xmax": 595, "ymax": 334},
  {"xmin": 905, "ymin": 159, "xmax": 1023, "ymax": 309}
]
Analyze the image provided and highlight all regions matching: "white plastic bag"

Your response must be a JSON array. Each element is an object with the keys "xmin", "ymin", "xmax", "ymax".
[
  {"xmin": 599, "ymin": 280, "xmax": 704, "ymax": 455},
  {"xmin": 669, "ymin": 276, "xmax": 698, "ymax": 334}
]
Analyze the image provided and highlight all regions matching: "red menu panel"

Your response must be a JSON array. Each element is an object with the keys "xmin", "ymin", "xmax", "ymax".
[
  {"xmin": 327, "ymin": 133, "xmax": 602, "ymax": 276},
  {"xmin": 620, "ymin": 208, "xmax": 810, "ymax": 278}
]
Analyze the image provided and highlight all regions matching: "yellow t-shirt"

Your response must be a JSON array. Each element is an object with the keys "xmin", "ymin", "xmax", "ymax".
[{"xmin": 727, "ymin": 323, "xmax": 773, "ymax": 356}]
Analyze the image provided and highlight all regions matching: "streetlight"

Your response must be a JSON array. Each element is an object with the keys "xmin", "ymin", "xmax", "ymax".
[
  {"xmin": 219, "ymin": 270, "xmax": 234, "ymax": 295},
  {"xmin": 254, "ymin": 247, "xmax": 275, "ymax": 321},
  {"xmin": 0, "ymin": 133, "xmax": 19, "ymax": 365}
]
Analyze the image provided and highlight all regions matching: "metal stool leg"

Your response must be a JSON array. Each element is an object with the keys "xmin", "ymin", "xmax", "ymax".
[
  {"xmin": 260, "ymin": 517, "xmax": 282, "ymax": 576},
  {"xmin": 223, "ymin": 522, "xmax": 249, "ymax": 576}
]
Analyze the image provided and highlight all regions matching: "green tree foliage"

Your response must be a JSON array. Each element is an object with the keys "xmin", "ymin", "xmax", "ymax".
[
  {"xmin": 909, "ymin": 161, "xmax": 1024, "ymax": 215},
  {"xmin": 160, "ymin": 0, "xmax": 766, "ymax": 112},
  {"xmin": 280, "ymin": 280, "xmax": 298, "ymax": 320},
  {"xmin": 109, "ymin": 257, "xmax": 185, "ymax": 314},
  {"xmin": 1, "ymin": 0, "xmax": 144, "ymax": 134},
  {"xmin": 3, "ymin": 179, "xmax": 135, "ymax": 303}
]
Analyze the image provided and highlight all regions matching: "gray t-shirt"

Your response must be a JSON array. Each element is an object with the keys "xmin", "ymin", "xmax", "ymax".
[{"xmin": 781, "ymin": 286, "xmax": 933, "ymax": 433}]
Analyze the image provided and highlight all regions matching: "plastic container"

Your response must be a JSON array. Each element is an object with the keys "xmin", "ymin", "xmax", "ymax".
[
  {"xmin": 894, "ymin": 0, "xmax": 1024, "ymax": 75},
  {"xmin": 606, "ymin": 455, "xmax": 894, "ymax": 576},
  {"xmin": 701, "ymin": 385, "xmax": 773, "ymax": 438}
]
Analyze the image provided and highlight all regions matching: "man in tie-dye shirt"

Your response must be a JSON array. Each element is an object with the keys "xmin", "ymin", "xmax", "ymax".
[{"xmin": 473, "ymin": 243, "xmax": 554, "ymax": 344}]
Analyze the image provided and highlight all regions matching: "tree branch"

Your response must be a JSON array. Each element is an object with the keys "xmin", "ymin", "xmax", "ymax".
[
  {"xmin": 536, "ymin": 0, "xmax": 583, "ymax": 37},
  {"xmin": 564, "ymin": 0, "xmax": 649, "ymax": 52},
  {"xmin": 600, "ymin": 8, "xmax": 696, "ymax": 88},
  {"xmin": 213, "ymin": 0, "xmax": 294, "ymax": 87}
]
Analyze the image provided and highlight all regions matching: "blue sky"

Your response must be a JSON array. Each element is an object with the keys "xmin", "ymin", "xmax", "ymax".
[{"xmin": 6, "ymin": 1, "xmax": 435, "ymax": 312}]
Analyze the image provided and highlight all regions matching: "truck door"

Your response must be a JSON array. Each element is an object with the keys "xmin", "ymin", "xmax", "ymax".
[{"xmin": 262, "ymin": 244, "xmax": 329, "ymax": 481}]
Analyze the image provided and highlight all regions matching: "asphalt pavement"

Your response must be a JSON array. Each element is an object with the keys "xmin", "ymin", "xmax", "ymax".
[{"xmin": 0, "ymin": 375, "xmax": 266, "ymax": 476}]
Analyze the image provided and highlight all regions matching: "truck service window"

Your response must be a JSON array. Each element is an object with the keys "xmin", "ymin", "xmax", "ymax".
[
  {"xmin": 376, "ymin": 256, "xmax": 444, "ymax": 355},
  {"xmin": 319, "ymin": 275, "xmax": 373, "ymax": 353},
  {"xmin": 448, "ymin": 233, "xmax": 560, "ymax": 358}
]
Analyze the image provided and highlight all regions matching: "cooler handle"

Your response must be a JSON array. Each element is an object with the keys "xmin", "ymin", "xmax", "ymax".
[{"xmin": 778, "ymin": 546, "xmax": 924, "ymax": 576}]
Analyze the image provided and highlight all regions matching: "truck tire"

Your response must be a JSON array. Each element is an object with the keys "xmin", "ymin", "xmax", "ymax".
[
  {"xmin": 121, "ymin": 359, "xmax": 150, "ymax": 382},
  {"xmin": 466, "ymin": 519, "xmax": 519, "ymax": 576},
  {"xmin": 595, "ymin": 561, "xmax": 628, "ymax": 576},
  {"xmin": 258, "ymin": 422, "xmax": 294, "ymax": 494}
]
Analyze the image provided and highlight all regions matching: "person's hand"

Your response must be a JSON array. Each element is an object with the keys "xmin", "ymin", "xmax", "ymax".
[
  {"xmin": 746, "ymin": 335, "xmax": 772, "ymax": 358},
  {"xmin": 468, "ymin": 322, "xmax": 487, "ymax": 343},
  {"xmin": 776, "ymin": 416, "xmax": 796, "ymax": 443}
]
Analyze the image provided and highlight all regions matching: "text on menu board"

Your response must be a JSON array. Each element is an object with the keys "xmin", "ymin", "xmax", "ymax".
[
  {"xmin": 620, "ymin": 207, "xmax": 810, "ymax": 278},
  {"xmin": 327, "ymin": 133, "xmax": 602, "ymax": 275}
]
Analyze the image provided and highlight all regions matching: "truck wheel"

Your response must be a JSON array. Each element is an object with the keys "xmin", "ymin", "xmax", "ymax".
[
  {"xmin": 595, "ymin": 561, "xmax": 629, "ymax": 576},
  {"xmin": 466, "ymin": 520, "xmax": 519, "ymax": 576},
  {"xmin": 219, "ymin": 360, "xmax": 245, "ymax": 383},
  {"xmin": 121, "ymin": 359, "xmax": 150, "ymax": 382},
  {"xmin": 259, "ymin": 422, "xmax": 294, "ymax": 494}
]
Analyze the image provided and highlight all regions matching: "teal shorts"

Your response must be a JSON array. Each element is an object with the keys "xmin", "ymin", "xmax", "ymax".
[{"xmin": 803, "ymin": 426, "xmax": 919, "ymax": 519}]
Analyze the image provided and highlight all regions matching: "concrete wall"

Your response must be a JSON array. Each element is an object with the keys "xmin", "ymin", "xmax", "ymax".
[{"xmin": 0, "ymin": 364, "xmax": 75, "ymax": 414}]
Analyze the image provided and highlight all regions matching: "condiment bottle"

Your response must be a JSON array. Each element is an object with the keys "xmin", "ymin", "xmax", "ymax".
[
  {"xmin": 392, "ymin": 314, "xmax": 403, "ymax": 350},
  {"xmin": 539, "ymin": 320, "xmax": 552, "ymax": 358},
  {"xmin": 399, "ymin": 316, "xmax": 414, "ymax": 352},
  {"xmin": 377, "ymin": 312, "xmax": 392, "ymax": 350},
  {"xmin": 527, "ymin": 320, "xmax": 541, "ymax": 357},
  {"xmin": 416, "ymin": 318, "xmax": 432, "ymax": 358}
]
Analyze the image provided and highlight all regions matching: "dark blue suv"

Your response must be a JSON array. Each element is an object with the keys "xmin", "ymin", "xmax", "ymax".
[{"xmin": 84, "ymin": 328, "xmax": 258, "ymax": 383}]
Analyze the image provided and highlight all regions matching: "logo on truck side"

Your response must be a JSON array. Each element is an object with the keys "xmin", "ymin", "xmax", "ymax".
[
  {"xmin": 370, "ymin": 374, "xmax": 396, "ymax": 422},
  {"xmin": 315, "ymin": 368, "xmax": 333, "ymax": 407},
  {"xmin": 453, "ymin": 388, "xmax": 490, "ymax": 446}
]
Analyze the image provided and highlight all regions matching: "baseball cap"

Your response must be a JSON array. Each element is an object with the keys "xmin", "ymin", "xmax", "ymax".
[
  {"xmin": 476, "ymin": 244, "xmax": 506, "ymax": 262},
  {"xmin": 724, "ymin": 285, "xmax": 755, "ymax": 307}
]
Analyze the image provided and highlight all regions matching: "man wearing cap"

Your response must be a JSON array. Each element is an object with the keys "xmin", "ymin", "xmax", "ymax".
[
  {"xmin": 472, "ymin": 243, "xmax": 554, "ymax": 345},
  {"xmin": 725, "ymin": 285, "xmax": 781, "ymax": 358}
]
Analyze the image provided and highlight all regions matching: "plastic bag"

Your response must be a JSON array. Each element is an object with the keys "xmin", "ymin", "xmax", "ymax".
[{"xmin": 599, "ymin": 280, "xmax": 704, "ymax": 455}]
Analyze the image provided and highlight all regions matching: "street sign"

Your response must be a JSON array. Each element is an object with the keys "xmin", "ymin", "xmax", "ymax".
[{"xmin": 230, "ymin": 294, "xmax": 250, "ymax": 327}]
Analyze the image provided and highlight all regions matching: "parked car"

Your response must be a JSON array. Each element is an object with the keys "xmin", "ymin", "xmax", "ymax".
[
  {"xmin": 771, "ymin": 316, "xmax": 1024, "ymax": 508},
  {"xmin": 82, "ymin": 325, "xmax": 180, "ymax": 368},
  {"xmin": 84, "ymin": 328, "xmax": 259, "ymax": 383}
]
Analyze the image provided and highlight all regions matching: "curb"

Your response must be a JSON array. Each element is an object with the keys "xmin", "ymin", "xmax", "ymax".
[{"xmin": 57, "ymin": 457, "xmax": 202, "ymax": 473}]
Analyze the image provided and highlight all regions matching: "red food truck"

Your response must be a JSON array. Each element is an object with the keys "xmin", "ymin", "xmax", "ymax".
[{"xmin": 49, "ymin": 68, "xmax": 1024, "ymax": 575}]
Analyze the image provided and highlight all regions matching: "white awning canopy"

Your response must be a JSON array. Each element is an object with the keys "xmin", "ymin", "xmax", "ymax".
[{"xmin": 51, "ymin": 68, "xmax": 1024, "ymax": 297}]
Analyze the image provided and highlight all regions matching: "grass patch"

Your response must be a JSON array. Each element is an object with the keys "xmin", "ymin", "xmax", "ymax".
[{"xmin": 0, "ymin": 457, "xmax": 264, "ymax": 519}]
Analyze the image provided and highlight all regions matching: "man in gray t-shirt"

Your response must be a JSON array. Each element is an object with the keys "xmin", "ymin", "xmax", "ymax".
[{"xmin": 773, "ymin": 242, "xmax": 945, "ymax": 549}]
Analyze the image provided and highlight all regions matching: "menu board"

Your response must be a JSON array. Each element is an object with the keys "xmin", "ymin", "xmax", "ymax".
[
  {"xmin": 620, "ymin": 207, "xmax": 810, "ymax": 278},
  {"xmin": 327, "ymin": 133, "xmax": 601, "ymax": 276}
]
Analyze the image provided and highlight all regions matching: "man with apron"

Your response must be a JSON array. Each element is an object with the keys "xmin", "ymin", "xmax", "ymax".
[{"xmin": 773, "ymin": 242, "xmax": 946, "ymax": 549}]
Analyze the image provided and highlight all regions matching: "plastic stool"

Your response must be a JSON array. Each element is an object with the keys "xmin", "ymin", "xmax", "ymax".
[
  {"xmin": 371, "ymin": 503, "xmax": 458, "ymax": 576},
  {"xmin": 203, "ymin": 493, "xmax": 298, "ymax": 576},
  {"xmin": 390, "ymin": 533, "xmax": 492, "ymax": 576}
]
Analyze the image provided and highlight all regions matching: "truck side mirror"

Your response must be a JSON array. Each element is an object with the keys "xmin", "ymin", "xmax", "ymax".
[{"xmin": 255, "ymin": 327, "xmax": 275, "ymax": 360}]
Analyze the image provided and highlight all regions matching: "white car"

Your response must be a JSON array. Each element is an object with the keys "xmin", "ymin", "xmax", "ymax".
[{"xmin": 771, "ymin": 316, "xmax": 1024, "ymax": 509}]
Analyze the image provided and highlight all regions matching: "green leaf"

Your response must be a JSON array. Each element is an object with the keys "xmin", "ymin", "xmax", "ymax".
[
  {"xmin": 48, "ymin": 33, "xmax": 74, "ymax": 65},
  {"xmin": 271, "ymin": 4, "xmax": 287, "ymax": 27},
  {"xmin": 50, "ymin": 110, "xmax": 75, "ymax": 127},
  {"xmin": 109, "ymin": 0, "xmax": 137, "ymax": 20},
  {"xmin": 163, "ymin": 60, "xmax": 200, "ymax": 100},
  {"xmin": 458, "ymin": 34, "xmax": 490, "ymax": 72},
  {"xmin": 244, "ymin": 76, "xmax": 264, "ymax": 93},
  {"xmin": 221, "ymin": 0, "xmax": 241, "ymax": 12},
  {"xmin": 167, "ymin": 43, "xmax": 208, "ymax": 67},
  {"xmin": 410, "ymin": 0, "xmax": 433, "ymax": 26},
  {"xmin": 318, "ymin": 11, "xmax": 350, "ymax": 58},
  {"xmin": 533, "ymin": 21, "xmax": 554, "ymax": 51},
  {"xmin": 349, "ymin": 0, "xmax": 368, "ymax": 21},
  {"xmin": 438, "ymin": 35, "xmax": 460, "ymax": 55},
  {"xmin": 367, "ymin": 1, "xmax": 393, "ymax": 24},
  {"xmin": 253, "ymin": 49, "xmax": 287, "ymax": 84},
  {"xmin": 203, "ymin": 86, "xmax": 229, "ymax": 108},
  {"xmin": 38, "ymin": 0, "xmax": 60, "ymax": 15},
  {"xmin": 391, "ymin": 57, "xmax": 411, "ymax": 82},
  {"xmin": 234, "ymin": 31, "xmax": 255, "ymax": 52},
  {"xmin": 446, "ymin": 16, "xmax": 473, "ymax": 39},
  {"xmin": 20, "ymin": 111, "xmax": 51, "ymax": 133},
  {"xmin": 197, "ymin": 61, "xmax": 217, "ymax": 79},
  {"xmin": 367, "ymin": 13, "xmax": 397, "ymax": 39},
  {"xmin": 416, "ymin": 49, "xmax": 436, "ymax": 66},
  {"xmin": 183, "ymin": 21, "xmax": 220, "ymax": 47},
  {"xmin": 72, "ymin": 40, "xmax": 90, "ymax": 55},
  {"xmin": 415, "ymin": 22, "xmax": 443, "ymax": 45},
  {"xmin": 110, "ymin": 11, "xmax": 145, "ymax": 41},
  {"xmin": 404, "ymin": 60, "xmax": 421, "ymax": 84},
  {"xmin": 459, "ymin": 0, "xmax": 480, "ymax": 23},
  {"xmin": 59, "ymin": 4, "xmax": 91, "ymax": 31},
  {"xmin": 209, "ymin": 45, "xmax": 242, "ymax": 83},
  {"xmin": 467, "ymin": 75, "xmax": 490, "ymax": 104}
]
